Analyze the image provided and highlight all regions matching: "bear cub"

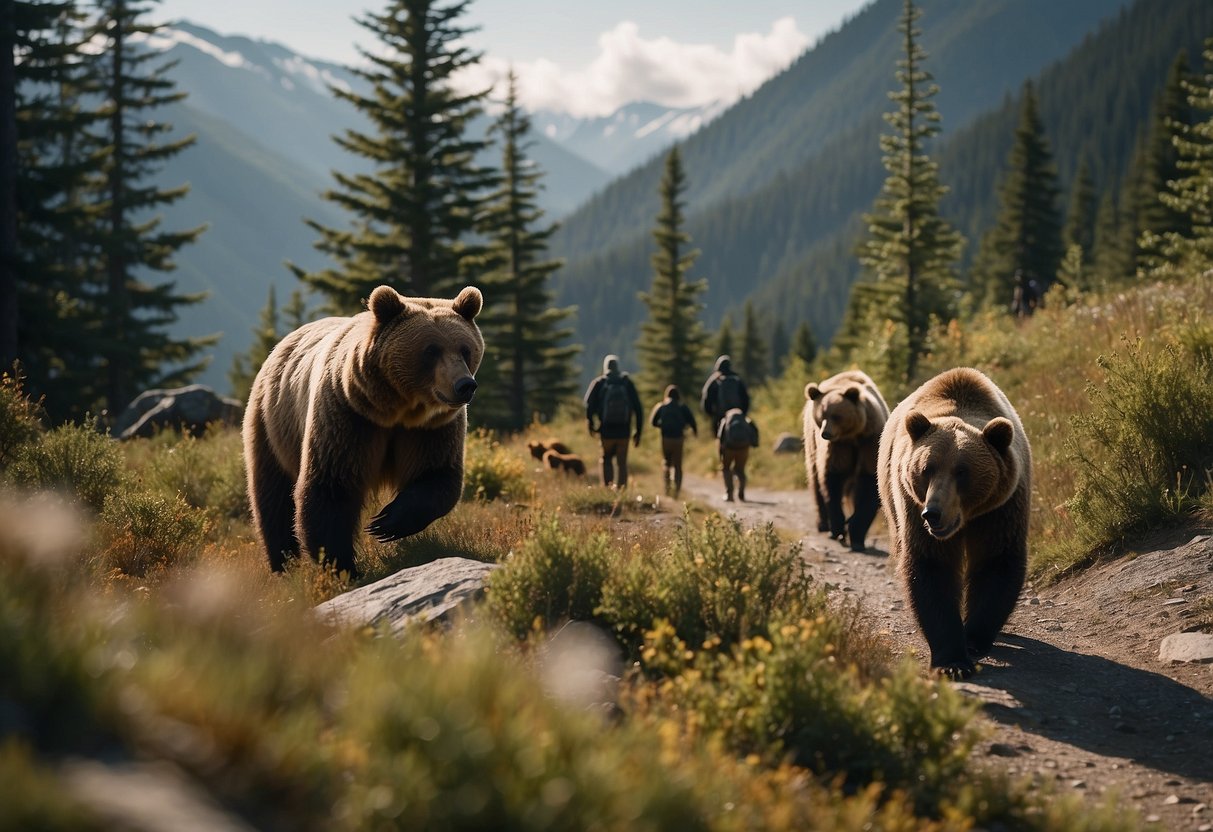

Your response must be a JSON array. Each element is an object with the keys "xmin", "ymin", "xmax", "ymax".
[
  {"xmin": 877, "ymin": 367, "xmax": 1031, "ymax": 679},
  {"xmin": 243, "ymin": 284, "xmax": 484, "ymax": 579},
  {"xmin": 803, "ymin": 370, "xmax": 889, "ymax": 552}
]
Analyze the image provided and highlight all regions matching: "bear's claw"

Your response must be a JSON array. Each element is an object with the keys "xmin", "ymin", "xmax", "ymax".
[{"xmin": 931, "ymin": 660, "xmax": 976, "ymax": 681}]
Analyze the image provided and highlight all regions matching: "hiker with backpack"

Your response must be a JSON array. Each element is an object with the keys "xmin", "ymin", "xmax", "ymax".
[
  {"xmin": 583, "ymin": 354, "xmax": 644, "ymax": 488},
  {"xmin": 717, "ymin": 407, "xmax": 759, "ymax": 502},
  {"xmin": 701, "ymin": 354, "xmax": 750, "ymax": 435},
  {"xmin": 649, "ymin": 384, "xmax": 698, "ymax": 498}
]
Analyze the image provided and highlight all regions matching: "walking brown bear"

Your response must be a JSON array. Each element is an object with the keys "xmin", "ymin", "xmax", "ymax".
[{"xmin": 878, "ymin": 367, "xmax": 1031, "ymax": 679}]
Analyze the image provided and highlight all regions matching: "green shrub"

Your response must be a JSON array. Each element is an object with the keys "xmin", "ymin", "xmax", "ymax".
[
  {"xmin": 1064, "ymin": 337, "xmax": 1213, "ymax": 562},
  {"xmin": 9, "ymin": 425, "xmax": 124, "ymax": 510},
  {"xmin": 97, "ymin": 491, "xmax": 210, "ymax": 577},
  {"xmin": 0, "ymin": 372, "xmax": 43, "ymax": 470},
  {"xmin": 463, "ymin": 429, "xmax": 529, "ymax": 502},
  {"xmin": 137, "ymin": 429, "xmax": 247, "ymax": 521},
  {"xmin": 599, "ymin": 514, "xmax": 814, "ymax": 656},
  {"xmin": 485, "ymin": 519, "xmax": 611, "ymax": 638}
]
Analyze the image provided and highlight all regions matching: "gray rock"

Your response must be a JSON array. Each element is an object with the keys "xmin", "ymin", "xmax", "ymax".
[
  {"xmin": 1159, "ymin": 632, "xmax": 1213, "ymax": 664},
  {"xmin": 316, "ymin": 557, "xmax": 497, "ymax": 633},
  {"xmin": 114, "ymin": 385, "xmax": 243, "ymax": 440},
  {"xmin": 772, "ymin": 432, "xmax": 804, "ymax": 454}
]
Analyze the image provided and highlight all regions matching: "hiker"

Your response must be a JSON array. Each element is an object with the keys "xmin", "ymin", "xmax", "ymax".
[
  {"xmin": 701, "ymin": 354, "xmax": 750, "ymax": 434},
  {"xmin": 717, "ymin": 407, "xmax": 759, "ymax": 502},
  {"xmin": 583, "ymin": 354, "xmax": 644, "ymax": 488},
  {"xmin": 649, "ymin": 384, "xmax": 698, "ymax": 498}
]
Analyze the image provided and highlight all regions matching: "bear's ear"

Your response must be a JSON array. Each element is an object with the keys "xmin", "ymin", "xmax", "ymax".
[
  {"xmin": 805, "ymin": 383, "xmax": 822, "ymax": 401},
  {"xmin": 369, "ymin": 286, "xmax": 406, "ymax": 323},
  {"xmin": 452, "ymin": 286, "xmax": 483, "ymax": 321},
  {"xmin": 982, "ymin": 417, "xmax": 1014, "ymax": 454},
  {"xmin": 905, "ymin": 410, "xmax": 933, "ymax": 441},
  {"xmin": 843, "ymin": 386, "xmax": 862, "ymax": 403}
]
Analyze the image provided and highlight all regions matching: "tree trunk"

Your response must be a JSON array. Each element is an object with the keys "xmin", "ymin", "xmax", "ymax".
[{"xmin": 0, "ymin": 0, "xmax": 19, "ymax": 368}]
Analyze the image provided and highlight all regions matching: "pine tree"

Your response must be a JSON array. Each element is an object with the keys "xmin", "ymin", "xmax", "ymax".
[
  {"xmin": 1091, "ymin": 189, "xmax": 1125, "ymax": 287},
  {"xmin": 294, "ymin": 0, "xmax": 495, "ymax": 312},
  {"xmin": 737, "ymin": 300, "xmax": 768, "ymax": 385},
  {"xmin": 636, "ymin": 146, "xmax": 709, "ymax": 403},
  {"xmin": 791, "ymin": 321, "xmax": 817, "ymax": 366},
  {"xmin": 91, "ymin": 0, "xmax": 211, "ymax": 414},
  {"xmin": 229, "ymin": 285, "xmax": 279, "ymax": 401},
  {"xmin": 282, "ymin": 288, "xmax": 309, "ymax": 331},
  {"xmin": 973, "ymin": 82, "xmax": 1063, "ymax": 310},
  {"xmin": 1138, "ymin": 52, "xmax": 1193, "ymax": 255},
  {"xmin": 1, "ymin": 1, "xmax": 17, "ymax": 368},
  {"xmin": 1148, "ymin": 39, "xmax": 1213, "ymax": 274},
  {"xmin": 476, "ymin": 70, "xmax": 577, "ymax": 430},
  {"xmin": 843, "ymin": 0, "xmax": 962, "ymax": 383},
  {"xmin": 12, "ymin": 1, "xmax": 111, "ymax": 421},
  {"xmin": 715, "ymin": 316, "xmax": 734, "ymax": 360},
  {"xmin": 1063, "ymin": 158, "xmax": 1097, "ymax": 268},
  {"xmin": 769, "ymin": 318, "xmax": 788, "ymax": 377}
]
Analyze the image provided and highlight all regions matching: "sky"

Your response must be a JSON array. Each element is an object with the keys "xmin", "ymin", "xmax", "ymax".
[{"xmin": 154, "ymin": 0, "xmax": 874, "ymax": 116}]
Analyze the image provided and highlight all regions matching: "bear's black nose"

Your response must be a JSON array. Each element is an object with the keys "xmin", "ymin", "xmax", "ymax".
[
  {"xmin": 921, "ymin": 506, "xmax": 943, "ymax": 528},
  {"xmin": 454, "ymin": 376, "xmax": 477, "ymax": 403}
]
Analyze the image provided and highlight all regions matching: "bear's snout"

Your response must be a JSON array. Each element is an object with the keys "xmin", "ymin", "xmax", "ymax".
[
  {"xmin": 921, "ymin": 505, "xmax": 943, "ymax": 529},
  {"xmin": 453, "ymin": 376, "xmax": 477, "ymax": 404}
]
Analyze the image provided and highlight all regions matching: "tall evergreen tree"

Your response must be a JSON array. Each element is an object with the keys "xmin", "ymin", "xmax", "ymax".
[
  {"xmin": 1138, "ymin": 52, "xmax": 1193, "ymax": 253},
  {"xmin": 1091, "ymin": 189, "xmax": 1126, "ymax": 286},
  {"xmin": 1063, "ymin": 158, "xmax": 1097, "ymax": 268},
  {"xmin": 842, "ymin": 0, "xmax": 962, "ymax": 383},
  {"xmin": 1, "ymin": 0, "xmax": 17, "ymax": 368},
  {"xmin": 737, "ymin": 300, "xmax": 768, "ymax": 385},
  {"xmin": 91, "ymin": 0, "xmax": 210, "ymax": 413},
  {"xmin": 715, "ymin": 316, "xmax": 734, "ymax": 361},
  {"xmin": 636, "ymin": 146, "xmax": 709, "ymax": 403},
  {"xmin": 229, "ymin": 285, "xmax": 279, "ymax": 402},
  {"xmin": 973, "ymin": 82, "xmax": 1063, "ymax": 309},
  {"xmin": 791, "ymin": 321, "xmax": 817, "ymax": 366},
  {"xmin": 294, "ymin": 0, "xmax": 495, "ymax": 311},
  {"xmin": 477, "ymin": 70, "xmax": 577, "ymax": 430},
  {"xmin": 769, "ymin": 318, "xmax": 788, "ymax": 377},
  {"xmin": 1148, "ymin": 39, "xmax": 1213, "ymax": 274}
]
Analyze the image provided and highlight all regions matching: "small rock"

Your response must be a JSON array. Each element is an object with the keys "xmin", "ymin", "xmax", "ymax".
[
  {"xmin": 1199, "ymin": 825, "xmax": 1211, "ymax": 832},
  {"xmin": 1145, "ymin": 815, "xmax": 1160, "ymax": 824},
  {"xmin": 1028, "ymin": 597, "xmax": 1041, "ymax": 605},
  {"xmin": 1164, "ymin": 795, "xmax": 1181, "ymax": 805},
  {"xmin": 771, "ymin": 433, "xmax": 804, "ymax": 454},
  {"xmin": 1070, "ymin": 780, "xmax": 1087, "ymax": 789},
  {"xmin": 987, "ymin": 743, "xmax": 1020, "ymax": 758},
  {"xmin": 1159, "ymin": 632, "xmax": 1213, "ymax": 664},
  {"xmin": 1162, "ymin": 598, "xmax": 1188, "ymax": 606},
  {"xmin": 1194, "ymin": 803, "xmax": 1208, "ymax": 815}
]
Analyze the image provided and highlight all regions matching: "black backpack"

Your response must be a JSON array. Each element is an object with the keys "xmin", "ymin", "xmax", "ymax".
[
  {"xmin": 724, "ymin": 410, "xmax": 753, "ymax": 449},
  {"xmin": 718, "ymin": 374, "xmax": 743, "ymax": 412},
  {"xmin": 601, "ymin": 377, "xmax": 631, "ymax": 428},
  {"xmin": 658, "ymin": 401, "xmax": 686, "ymax": 434}
]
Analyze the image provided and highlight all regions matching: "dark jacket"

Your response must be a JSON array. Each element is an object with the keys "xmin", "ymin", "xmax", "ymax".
[
  {"xmin": 584, "ymin": 373, "xmax": 644, "ymax": 440},
  {"xmin": 717, "ymin": 408, "xmax": 760, "ymax": 450},
  {"xmin": 650, "ymin": 399, "xmax": 698, "ymax": 439},
  {"xmin": 701, "ymin": 355, "xmax": 750, "ymax": 420}
]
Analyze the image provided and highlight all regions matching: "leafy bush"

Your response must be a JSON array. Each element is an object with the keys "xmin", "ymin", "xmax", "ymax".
[
  {"xmin": 599, "ymin": 515, "xmax": 814, "ymax": 656},
  {"xmin": 1064, "ymin": 337, "xmax": 1213, "ymax": 563},
  {"xmin": 135, "ymin": 429, "xmax": 247, "ymax": 522},
  {"xmin": 463, "ymin": 429, "xmax": 529, "ymax": 502},
  {"xmin": 486, "ymin": 520, "xmax": 611, "ymax": 638},
  {"xmin": 0, "ymin": 372, "xmax": 43, "ymax": 470},
  {"xmin": 97, "ymin": 491, "xmax": 210, "ymax": 577},
  {"xmin": 9, "ymin": 425, "xmax": 124, "ymax": 510}
]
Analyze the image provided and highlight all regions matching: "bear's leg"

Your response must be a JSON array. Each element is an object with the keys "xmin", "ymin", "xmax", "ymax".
[
  {"xmin": 296, "ymin": 476, "xmax": 363, "ymax": 579},
  {"xmin": 846, "ymin": 472, "xmax": 879, "ymax": 552},
  {"xmin": 247, "ymin": 418, "xmax": 299, "ymax": 572},
  {"xmin": 824, "ymin": 472, "xmax": 849, "ymax": 540},
  {"xmin": 961, "ymin": 504, "xmax": 1028, "ymax": 658},
  {"xmin": 813, "ymin": 477, "xmax": 831, "ymax": 532},
  {"xmin": 367, "ymin": 466, "xmax": 463, "ymax": 543},
  {"xmin": 902, "ymin": 529, "xmax": 972, "ymax": 678}
]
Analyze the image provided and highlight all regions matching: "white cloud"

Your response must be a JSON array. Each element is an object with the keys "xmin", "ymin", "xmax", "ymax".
[{"xmin": 456, "ymin": 17, "xmax": 810, "ymax": 117}]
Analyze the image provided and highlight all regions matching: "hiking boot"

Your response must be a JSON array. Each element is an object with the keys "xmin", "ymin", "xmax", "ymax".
[
  {"xmin": 738, "ymin": 487, "xmax": 746, "ymax": 502},
  {"xmin": 724, "ymin": 492, "xmax": 734, "ymax": 502}
]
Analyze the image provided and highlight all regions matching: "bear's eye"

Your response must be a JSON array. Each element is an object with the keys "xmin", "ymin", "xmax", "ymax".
[
  {"xmin": 424, "ymin": 344, "xmax": 441, "ymax": 359},
  {"xmin": 954, "ymin": 465, "xmax": 969, "ymax": 487},
  {"xmin": 460, "ymin": 345, "xmax": 472, "ymax": 365},
  {"xmin": 922, "ymin": 464, "xmax": 935, "ymax": 481}
]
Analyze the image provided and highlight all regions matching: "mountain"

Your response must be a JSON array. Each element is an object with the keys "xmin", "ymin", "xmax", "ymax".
[
  {"xmin": 532, "ymin": 101, "xmax": 727, "ymax": 175},
  {"xmin": 137, "ymin": 22, "xmax": 610, "ymax": 391},
  {"xmin": 549, "ymin": 0, "xmax": 1146, "ymax": 379}
]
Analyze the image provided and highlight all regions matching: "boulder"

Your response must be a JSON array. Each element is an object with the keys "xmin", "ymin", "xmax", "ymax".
[
  {"xmin": 114, "ymin": 385, "xmax": 243, "ymax": 440},
  {"xmin": 772, "ymin": 432, "xmax": 804, "ymax": 454},
  {"xmin": 316, "ymin": 557, "xmax": 498, "ymax": 633},
  {"xmin": 1159, "ymin": 632, "xmax": 1213, "ymax": 664}
]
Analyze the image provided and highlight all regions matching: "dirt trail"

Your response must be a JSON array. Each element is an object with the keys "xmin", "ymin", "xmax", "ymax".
[{"xmin": 679, "ymin": 473, "xmax": 1213, "ymax": 829}]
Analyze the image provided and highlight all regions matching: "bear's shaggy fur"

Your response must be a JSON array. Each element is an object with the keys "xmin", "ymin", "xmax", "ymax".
[
  {"xmin": 878, "ymin": 367, "xmax": 1031, "ymax": 679},
  {"xmin": 528, "ymin": 438, "xmax": 572, "ymax": 461},
  {"xmin": 803, "ymin": 370, "xmax": 889, "ymax": 551},
  {"xmin": 543, "ymin": 449, "xmax": 586, "ymax": 476},
  {"xmin": 243, "ymin": 285, "xmax": 484, "ymax": 578}
]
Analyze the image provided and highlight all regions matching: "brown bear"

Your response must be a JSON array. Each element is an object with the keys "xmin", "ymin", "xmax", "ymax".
[
  {"xmin": 543, "ymin": 449, "xmax": 586, "ymax": 476},
  {"xmin": 878, "ymin": 367, "xmax": 1030, "ymax": 680},
  {"xmin": 243, "ymin": 285, "xmax": 484, "ymax": 578},
  {"xmin": 803, "ymin": 370, "xmax": 889, "ymax": 552},
  {"xmin": 528, "ymin": 438, "xmax": 572, "ymax": 461}
]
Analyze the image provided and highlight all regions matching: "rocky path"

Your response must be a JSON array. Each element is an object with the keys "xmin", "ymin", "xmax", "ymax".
[{"xmin": 679, "ymin": 474, "xmax": 1213, "ymax": 830}]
